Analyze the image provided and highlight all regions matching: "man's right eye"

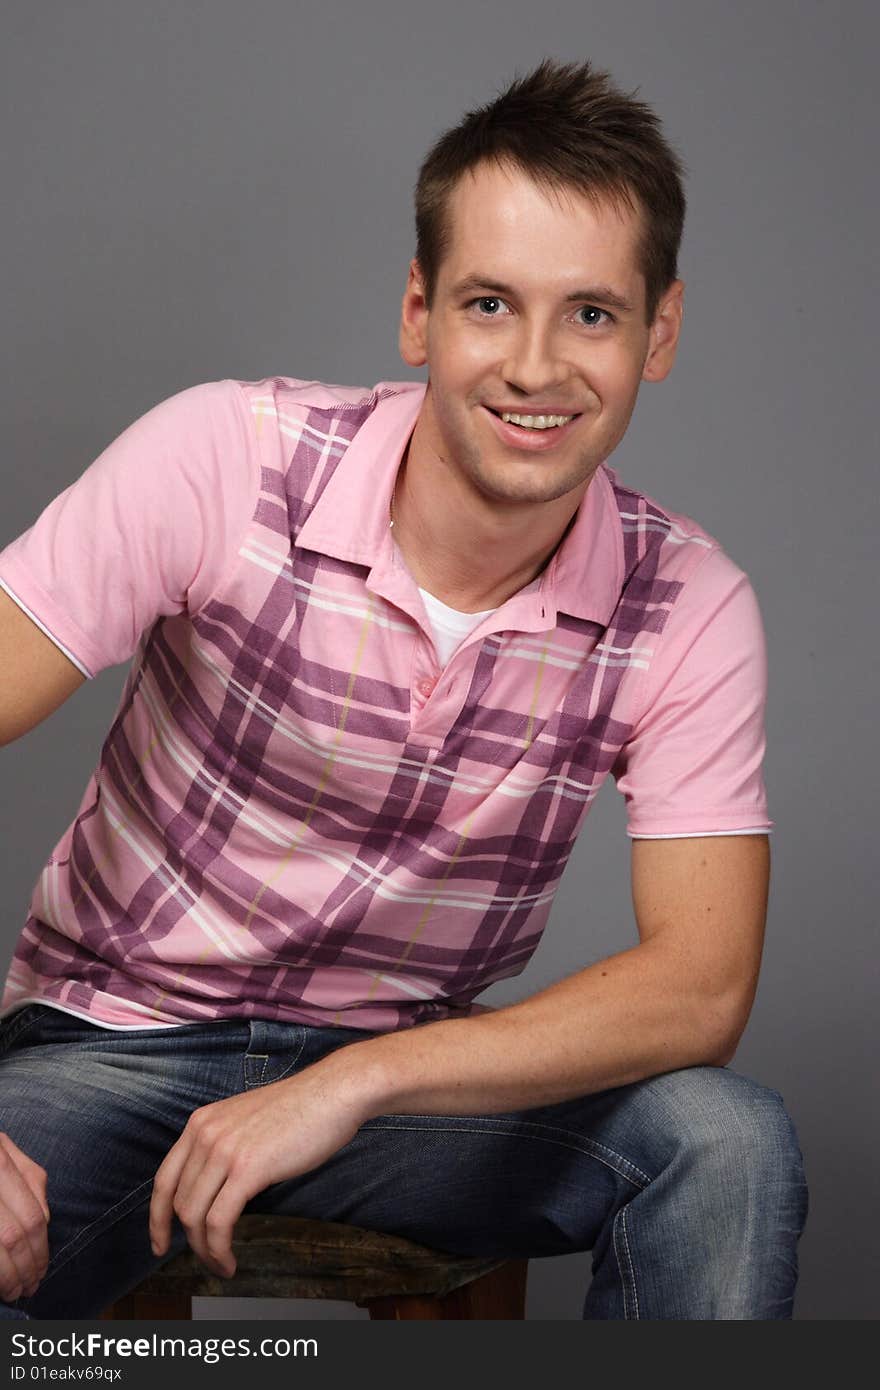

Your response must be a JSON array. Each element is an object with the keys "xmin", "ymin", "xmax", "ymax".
[{"xmin": 468, "ymin": 296, "xmax": 510, "ymax": 317}]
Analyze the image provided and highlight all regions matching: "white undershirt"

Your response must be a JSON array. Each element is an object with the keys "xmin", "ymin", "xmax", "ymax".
[{"xmin": 417, "ymin": 578, "xmax": 542, "ymax": 665}]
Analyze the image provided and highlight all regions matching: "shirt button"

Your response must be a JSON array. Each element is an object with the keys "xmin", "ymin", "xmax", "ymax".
[{"xmin": 416, "ymin": 677, "xmax": 437, "ymax": 698}]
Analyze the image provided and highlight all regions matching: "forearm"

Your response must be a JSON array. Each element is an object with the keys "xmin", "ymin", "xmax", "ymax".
[{"xmin": 322, "ymin": 937, "xmax": 738, "ymax": 1121}]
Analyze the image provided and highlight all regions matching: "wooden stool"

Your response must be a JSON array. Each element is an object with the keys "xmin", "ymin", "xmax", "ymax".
[{"xmin": 102, "ymin": 1214, "xmax": 529, "ymax": 1320}]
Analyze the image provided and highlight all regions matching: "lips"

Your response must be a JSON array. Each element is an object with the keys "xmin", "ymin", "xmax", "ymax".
[{"xmin": 480, "ymin": 404, "xmax": 582, "ymax": 452}]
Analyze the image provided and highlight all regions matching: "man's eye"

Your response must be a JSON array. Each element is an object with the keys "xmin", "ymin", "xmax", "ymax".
[
  {"xmin": 470, "ymin": 296, "xmax": 509, "ymax": 316},
  {"xmin": 578, "ymin": 306, "xmax": 612, "ymax": 327}
]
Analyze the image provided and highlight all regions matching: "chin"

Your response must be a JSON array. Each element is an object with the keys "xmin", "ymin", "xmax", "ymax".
[
  {"xmin": 474, "ymin": 468, "xmax": 589, "ymax": 507},
  {"xmin": 492, "ymin": 445, "xmax": 597, "ymax": 487}
]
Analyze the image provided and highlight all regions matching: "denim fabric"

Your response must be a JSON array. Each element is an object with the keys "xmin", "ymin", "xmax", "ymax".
[{"xmin": 0, "ymin": 1004, "xmax": 809, "ymax": 1320}]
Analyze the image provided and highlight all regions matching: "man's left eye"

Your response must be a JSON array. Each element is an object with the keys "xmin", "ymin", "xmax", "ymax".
[{"xmin": 578, "ymin": 306, "xmax": 610, "ymax": 326}]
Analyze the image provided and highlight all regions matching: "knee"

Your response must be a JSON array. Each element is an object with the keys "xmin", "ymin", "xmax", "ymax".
[{"xmin": 654, "ymin": 1066, "xmax": 809, "ymax": 1210}]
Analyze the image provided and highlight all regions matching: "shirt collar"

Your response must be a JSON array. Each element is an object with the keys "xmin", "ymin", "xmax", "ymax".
[{"xmin": 294, "ymin": 380, "xmax": 624, "ymax": 629}]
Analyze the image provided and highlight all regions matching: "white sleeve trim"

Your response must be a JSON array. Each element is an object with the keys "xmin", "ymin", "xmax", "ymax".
[
  {"xmin": 629, "ymin": 827, "xmax": 772, "ymax": 839},
  {"xmin": 0, "ymin": 576, "xmax": 93, "ymax": 679}
]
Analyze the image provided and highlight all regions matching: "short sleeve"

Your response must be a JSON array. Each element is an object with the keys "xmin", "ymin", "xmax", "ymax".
[
  {"xmin": 0, "ymin": 379, "xmax": 260, "ymax": 678},
  {"xmin": 611, "ymin": 545, "xmax": 773, "ymax": 838}
]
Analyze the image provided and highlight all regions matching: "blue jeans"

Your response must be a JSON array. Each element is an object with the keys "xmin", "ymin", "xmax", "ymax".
[{"xmin": 0, "ymin": 1003, "xmax": 809, "ymax": 1319}]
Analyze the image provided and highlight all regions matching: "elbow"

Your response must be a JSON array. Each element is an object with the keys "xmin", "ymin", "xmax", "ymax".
[
  {"xmin": 708, "ymin": 1040, "xmax": 738, "ymax": 1068},
  {"xmin": 698, "ymin": 1000, "xmax": 748, "ymax": 1069},
  {"xmin": 704, "ymin": 969, "xmax": 761, "ymax": 1067},
  {"xmin": 706, "ymin": 1015, "xmax": 747, "ymax": 1068}
]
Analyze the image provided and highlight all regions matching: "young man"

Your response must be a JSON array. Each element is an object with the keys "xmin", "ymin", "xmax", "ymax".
[{"xmin": 0, "ymin": 59, "xmax": 808, "ymax": 1319}]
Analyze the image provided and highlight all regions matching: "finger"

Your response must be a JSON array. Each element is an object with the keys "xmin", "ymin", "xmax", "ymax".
[
  {"xmin": 149, "ymin": 1133, "xmax": 195, "ymax": 1256},
  {"xmin": 0, "ymin": 1204, "xmax": 43, "ymax": 1299},
  {"xmin": 2, "ymin": 1140, "xmax": 50, "ymax": 1222},
  {"xmin": 171, "ymin": 1151, "xmax": 234, "ymax": 1276},
  {"xmin": 201, "ymin": 1179, "xmax": 247, "ymax": 1279},
  {"xmin": 0, "ymin": 1149, "xmax": 50, "ymax": 1292},
  {"xmin": 0, "ymin": 1237, "xmax": 28, "ymax": 1304}
]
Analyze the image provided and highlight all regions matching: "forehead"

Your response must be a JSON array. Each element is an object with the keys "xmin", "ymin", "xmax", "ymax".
[{"xmin": 441, "ymin": 160, "xmax": 645, "ymax": 298}]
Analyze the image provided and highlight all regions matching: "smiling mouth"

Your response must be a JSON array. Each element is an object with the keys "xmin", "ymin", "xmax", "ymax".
[{"xmin": 484, "ymin": 406, "xmax": 582, "ymax": 430}]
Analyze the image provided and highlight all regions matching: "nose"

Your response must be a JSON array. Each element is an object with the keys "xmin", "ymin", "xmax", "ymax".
[{"xmin": 502, "ymin": 318, "xmax": 569, "ymax": 399}]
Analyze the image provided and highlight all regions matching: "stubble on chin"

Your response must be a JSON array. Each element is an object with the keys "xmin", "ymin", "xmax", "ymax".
[{"xmin": 471, "ymin": 424, "xmax": 606, "ymax": 507}]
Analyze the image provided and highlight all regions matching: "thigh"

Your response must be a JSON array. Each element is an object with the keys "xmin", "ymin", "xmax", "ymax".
[
  {"xmin": 0, "ymin": 1005, "xmax": 252, "ymax": 1317},
  {"xmin": 248, "ymin": 1048, "xmax": 803, "ymax": 1263}
]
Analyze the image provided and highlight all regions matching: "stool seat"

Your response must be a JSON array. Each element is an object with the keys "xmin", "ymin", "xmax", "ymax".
[{"xmin": 104, "ymin": 1214, "xmax": 529, "ymax": 1319}]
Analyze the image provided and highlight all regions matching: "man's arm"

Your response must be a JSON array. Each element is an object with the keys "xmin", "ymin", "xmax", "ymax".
[
  {"xmin": 336, "ymin": 832, "xmax": 770, "ymax": 1115},
  {"xmin": 0, "ymin": 588, "xmax": 86, "ymax": 747},
  {"xmin": 149, "ymin": 832, "xmax": 769, "ymax": 1276}
]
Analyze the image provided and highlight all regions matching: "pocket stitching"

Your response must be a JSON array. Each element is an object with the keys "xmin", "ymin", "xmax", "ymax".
[{"xmin": 0, "ymin": 1005, "xmax": 49, "ymax": 1057}]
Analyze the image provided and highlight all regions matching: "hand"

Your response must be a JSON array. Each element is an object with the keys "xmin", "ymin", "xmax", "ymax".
[
  {"xmin": 0, "ymin": 1132, "xmax": 51, "ymax": 1302},
  {"xmin": 149, "ymin": 1057, "xmax": 372, "ymax": 1279}
]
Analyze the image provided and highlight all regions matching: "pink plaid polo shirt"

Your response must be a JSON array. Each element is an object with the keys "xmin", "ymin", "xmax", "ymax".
[{"xmin": 0, "ymin": 375, "xmax": 772, "ymax": 1032}]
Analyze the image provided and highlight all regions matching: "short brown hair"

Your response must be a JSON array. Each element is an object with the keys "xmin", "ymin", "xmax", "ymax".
[{"xmin": 414, "ymin": 57, "xmax": 686, "ymax": 324}]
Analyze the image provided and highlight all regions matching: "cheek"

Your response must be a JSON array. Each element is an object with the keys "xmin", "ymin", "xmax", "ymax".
[
  {"xmin": 433, "ymin": 328, "xmax": 494, "ymax": 376},
  {"xmin": 432, "ymin": 356, "xmax": 492, "ymax": 419},
  {"xmin": 590, "ymin": 356, "xmax": 643, "ymax": 406}
]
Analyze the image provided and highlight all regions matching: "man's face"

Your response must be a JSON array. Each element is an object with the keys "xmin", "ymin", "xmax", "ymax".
[{"xmin": 399, "ymin": 160, "xmax": 682, "ymax": 511}]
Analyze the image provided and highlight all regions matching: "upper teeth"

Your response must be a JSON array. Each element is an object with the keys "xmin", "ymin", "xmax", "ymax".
[{"xmin": 500, "ymin": 412, "xmax": 573, "ymax": 429}]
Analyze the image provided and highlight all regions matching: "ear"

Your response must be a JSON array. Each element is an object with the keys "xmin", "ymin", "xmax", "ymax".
[
  {"xmin": 399, "ymin": 259, "xmax": 430, "ymax": 367},
  {"xmin": 642, "ymin": 279, "xmax": 684, "ymax": 383}
]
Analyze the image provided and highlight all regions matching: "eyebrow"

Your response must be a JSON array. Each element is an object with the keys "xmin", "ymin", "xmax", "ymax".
[{"xmin": 449, "ymin": 274, "xmax": 635, "ymax": 314}]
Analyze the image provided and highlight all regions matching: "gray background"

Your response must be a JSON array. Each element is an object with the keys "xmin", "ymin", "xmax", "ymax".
[{"xmin": 1, "ymin": 0, "xmax": 876, "ymax": 1321}]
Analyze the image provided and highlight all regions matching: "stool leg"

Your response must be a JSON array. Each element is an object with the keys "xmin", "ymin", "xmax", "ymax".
[
  {"xmin": 101, "ymin": 1293, "xmax": 192, "ymax": 1319},
  {"xmin": 363, "ymin": 1259, "xmax": 528, "ymax": 1320},
  {"xmin": 455, "ymin": 1259, "xmax": 528, "ymax": 1318}
]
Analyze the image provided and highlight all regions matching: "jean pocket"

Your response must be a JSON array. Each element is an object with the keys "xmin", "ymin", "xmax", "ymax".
[
  {"xmin": 0, "ymin": 1003, "xmax": 53, "ymax": 1058},
  {"xmin": 0, "ymin": 1003, "xmax": 116, "ymax": 1057}
]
